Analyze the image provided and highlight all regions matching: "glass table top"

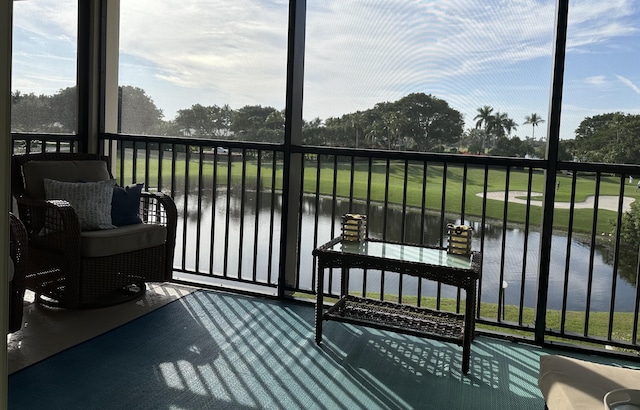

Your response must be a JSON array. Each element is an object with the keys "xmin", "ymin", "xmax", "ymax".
[{"xmin": 332, "ymin": 240, "xmax": 474, "ymax": 270}]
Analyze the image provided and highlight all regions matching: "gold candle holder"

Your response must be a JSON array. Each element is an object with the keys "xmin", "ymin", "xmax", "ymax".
[
  {"xmin": 341, "ymin": 214, "xmax": 367, "ymax": 242},
  {"xmin": 447, "ymin": 223, "xmax": 473, "ymax": 256}
]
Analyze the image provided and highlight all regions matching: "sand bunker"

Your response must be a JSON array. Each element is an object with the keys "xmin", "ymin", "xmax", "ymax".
[{"xmin": 476, "ymin": 191, "xmax": 634, "ymax": 213}]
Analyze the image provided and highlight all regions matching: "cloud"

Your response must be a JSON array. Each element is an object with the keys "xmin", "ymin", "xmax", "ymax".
[
  {"xmin": 118, "ymin": 0, "xmax": 289, "ymax": 105},
  {"xmin": 566, "ymin": 0, "xmax": 637, "ymax": 50},
  {"xmin": 13, "ymin": 1, "xmax": 77, "ymax": 40},
  {"xmin": 584, "ymin": 76, "xmax": 608, "ymax": 87},
  {"xmin": 617, "ymin": 75, "xmax": 640, "ymax": 94}
]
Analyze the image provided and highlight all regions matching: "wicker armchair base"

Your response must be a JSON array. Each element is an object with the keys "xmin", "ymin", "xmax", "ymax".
[{"xmin": 25, "ymin": 243, "xmax": 168, "ymax": 308}]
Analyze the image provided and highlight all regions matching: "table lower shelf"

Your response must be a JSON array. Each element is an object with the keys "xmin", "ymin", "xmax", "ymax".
[{"xmin": 323, "ymin": 295, "xmax": 467, "ymax": 345}]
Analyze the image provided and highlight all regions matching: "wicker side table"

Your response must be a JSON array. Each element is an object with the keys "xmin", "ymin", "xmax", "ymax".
[{"xmin": 313, "ymin": 237, "xmax": 481, "ymax": 375}]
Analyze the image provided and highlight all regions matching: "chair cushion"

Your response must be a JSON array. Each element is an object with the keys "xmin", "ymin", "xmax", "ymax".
[
  {"xmin": 23, "ymin": 160, "xmax": 111, "ymax": 200},
  {"xmin": 539, "ymin": 355, "xmax": 640, "ymax": 410},
  {"xmin": 80, "ymin": 223, "xmax": 167, "ymax": 258},
  {"xmin": 112, "ymin": 183, "xmax": 144, "ymax": 226},
  {"xmin": 44, "ymin": 179, "xmax": 117, "ymax": 231}
]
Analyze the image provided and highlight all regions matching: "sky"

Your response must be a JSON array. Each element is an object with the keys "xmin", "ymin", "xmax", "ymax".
[{"xmin": 11, "ymin": 0, "xmax": 640, "ymax": 141}]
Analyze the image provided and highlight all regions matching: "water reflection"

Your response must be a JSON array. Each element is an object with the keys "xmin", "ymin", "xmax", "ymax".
[{"xmin": 174, "ymin": 187, "xmax": 638, "ymax": 312}]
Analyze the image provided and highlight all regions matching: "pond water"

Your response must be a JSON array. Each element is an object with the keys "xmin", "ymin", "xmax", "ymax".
[{"xmin": 176, "ymin": 190, "xmax": 639, "ymax": 313}]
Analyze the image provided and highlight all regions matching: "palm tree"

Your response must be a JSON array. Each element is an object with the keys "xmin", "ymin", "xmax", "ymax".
[
  {"xmin": 474, "ymin": 105, "xmax": 494, "ymax": 130},
  {"xmin": 474, "ymin": 105, "xmax": 494, "ymax": 152},
  {"xmin": 524, "ymin": 113, "xmax": 545, "ymax": 139},
  {"xmin": 487, "ymin": 112, "xmax": 517, "ymax": 148},
  {"xmin": 503, "ymin": 118, "xmax": 518, "ymax": 136},
  {"xmin": 490, "ymin": 112, "xmax": 509, "ymax": 138}
]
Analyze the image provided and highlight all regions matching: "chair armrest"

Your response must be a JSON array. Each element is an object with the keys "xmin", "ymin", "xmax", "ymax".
[
  {"xmin": 14, "ymin": 196, "xmax": 84, "ymax": 307},
  {"xmin": 140, "ymin": 191, "xmax": 177, "ymax": 228},
  {"xmin": 140, "ymin": 191, "xmax": 178, "ymax": 278},
  {"xmin": 14, "ymin": 196, "xmax": 82, "ymax": 252}
]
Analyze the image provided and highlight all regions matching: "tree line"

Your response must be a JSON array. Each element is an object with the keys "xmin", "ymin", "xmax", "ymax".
[{"xmin": 10, "ymin": 85, "xmax": 638, "ymax": 163}]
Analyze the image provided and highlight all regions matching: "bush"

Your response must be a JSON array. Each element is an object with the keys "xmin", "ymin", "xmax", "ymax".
[{"xmin": 620, "ymin": 200, "xmax": 640, "ymax": 244}]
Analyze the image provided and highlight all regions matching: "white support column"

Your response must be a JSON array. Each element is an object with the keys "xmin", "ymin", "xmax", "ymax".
[
  {"xmin": 102, "ymin": 0, "xmax": 120, "ymax": 163},
  {"xmin": 103, "ymin": 0, "xmax": 120, "ymax": 133}
]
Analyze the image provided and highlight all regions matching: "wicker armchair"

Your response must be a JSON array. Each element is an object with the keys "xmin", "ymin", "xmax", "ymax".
[
  {"xmin": 9, "ymin": 213, "xmax": 28, "ymax": 333},
  {"xmin": 11, "ymin": 153, "xmax": 177, "ymax": 308}
]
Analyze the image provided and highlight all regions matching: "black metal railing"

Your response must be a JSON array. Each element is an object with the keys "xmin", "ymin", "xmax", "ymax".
[
  {"xmin": 100, "ymin": 134, "xmax": 285, "ymax": 294},
  {"xmin": 11, "ymin": 133, "xmax": 640, "ymax": 354},
  {"xmin": 11, "ymin": 133, "xmax": 78, "ymax": 154}
]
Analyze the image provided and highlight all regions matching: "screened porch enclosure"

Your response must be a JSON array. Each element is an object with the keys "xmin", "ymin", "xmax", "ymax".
[{"xmin": 7, "ymin": 0, "xmax": 640, "ymax": 365}]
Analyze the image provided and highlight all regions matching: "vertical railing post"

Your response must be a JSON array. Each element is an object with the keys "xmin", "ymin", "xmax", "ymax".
[
  {"xmin": 279, "ymin": 0, "xmax": 306, "ymax": 298},
  {"xmin": 535, "ymin": 0, "xmax": 569, "ymax": 343}
]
